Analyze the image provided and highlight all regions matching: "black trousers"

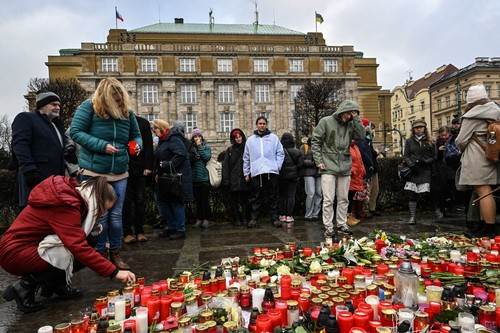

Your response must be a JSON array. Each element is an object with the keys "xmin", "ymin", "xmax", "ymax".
[
  {"xmin": 123, "ymin": 175, "xmax": 146, "ymax": 236},
  {"xmin": 250, "ymin": 173, "xmax": 279, "ymax": 222},
  {"xmin": 229, "ymin": 190, "xmax": 250, "ymax": 223},
  {"xmin": 193, "ymin": 182, "xmax": 211, "ymax": 220},
  {"xmin": 278, "ymin": 179, "xmax": 297, "ymax": 216}
]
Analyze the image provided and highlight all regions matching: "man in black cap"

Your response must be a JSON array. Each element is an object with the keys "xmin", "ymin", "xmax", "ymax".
[{"xmin": 12, "ymin": 91, "xmax": 66, "ymax": 207}]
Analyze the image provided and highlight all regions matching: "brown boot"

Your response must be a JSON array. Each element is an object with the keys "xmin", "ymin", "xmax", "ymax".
[{"xmin": 110, "ymin": 250, "xmax": 130, "ymax": 270}]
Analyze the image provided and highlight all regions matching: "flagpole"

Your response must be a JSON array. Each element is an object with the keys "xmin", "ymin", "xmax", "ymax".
[
  {"xmin": 315, "ymin": 12, "xmax": 317, "ymax": 33},
  {"xmin": 115, "ymin": 6, "xmax": 118, "ymax": 29}
]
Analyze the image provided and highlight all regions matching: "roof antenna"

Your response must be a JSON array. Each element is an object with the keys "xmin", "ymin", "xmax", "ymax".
[
  {"xmin": 253, "ymin": 0, "xmax": 259, "ymax": 30},
  {"xmin": 158, "ymin": 1, "xmax": 161, "ymax": 23},
  {"xmin": 209, "ymin": 8, "xmax": 214, "ymax": 30},
  {"xmin": 406, "ymin": 69, "xmax": 413, "ymax": 84},
  {"xmin": 273, "ymin": 8, "xmax": 276, "ymax": 25}
]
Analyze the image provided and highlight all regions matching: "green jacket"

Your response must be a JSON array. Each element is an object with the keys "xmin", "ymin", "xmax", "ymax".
[
  {"xmin": 311, "ymin": 102, "xmax": 365, "ymax": 176},
  {"xmin": 189, "ymin": 142, "xmax": 212, "ymax": 183},
  {"xmin": 70, "ymin": 99, "xmax": 142, "ymax": 174}
]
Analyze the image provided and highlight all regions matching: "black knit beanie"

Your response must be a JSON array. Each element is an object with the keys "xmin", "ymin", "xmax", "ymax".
[{"xmin": 36, "ymin": 92, "xmax": 61, "ymax": 109}]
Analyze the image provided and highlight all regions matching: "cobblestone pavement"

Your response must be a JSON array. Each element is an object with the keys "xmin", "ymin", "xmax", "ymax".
[{"xmin": 0, "ymin": 213, "xmax": 468, "ymax": 332}]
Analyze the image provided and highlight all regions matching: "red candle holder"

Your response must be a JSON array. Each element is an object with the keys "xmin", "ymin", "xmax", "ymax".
[
  {"xmin": 353, "ymin": 311, "xmax": 369, "ymax": 330},
  {"xmin": 368, "ymin": 320, "xmax": 381, "ymax": 333},
  {"xmin": 303, "ymin": 247, "xmax": 313, "ymax": 257},
  {"xmin": 342, "ymin": 268, "xmax": 354, "ymax": 286},
  {"xmin": 267, "ymin": 309, "xmax": 282, "ymax": 329},
  {"xmin": 275, "ymin": 300, "xmax": 288, "ymax": 326},
  {"xmin": 256, "ymin": 314, "xmax": 272, "ymax": 333},
  {"xmin": 160, "ymin": 296, "xmax": 172, "ymax": 321},
  {"xmin": 147, "ymin": 297, "xmax": 160, "ymax": 326},
  {"xmin": 337, "ymin": 312, "xmax": 354, "ymax": 333}
]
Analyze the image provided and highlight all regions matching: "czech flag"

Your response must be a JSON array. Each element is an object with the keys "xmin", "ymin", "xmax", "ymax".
[{"xmin": 116, "ymin": 8, "xmax": 124, "ymax": 22}]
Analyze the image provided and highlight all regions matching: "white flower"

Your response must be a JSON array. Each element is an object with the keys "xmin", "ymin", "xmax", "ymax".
[
  {"xmin": 260, "ymin": 258, "xmax": 270, "ymax": 267},
  {"xmin": 309, "ymin": 260, "xmax": 322, "ymax": 273},
  {"xmin": 277, "ymin": 265, "xmax": 291, "ymax": 276},
  {"xmin": 238, "ymin": 265, "xmax": 247, "ymax": 275}
]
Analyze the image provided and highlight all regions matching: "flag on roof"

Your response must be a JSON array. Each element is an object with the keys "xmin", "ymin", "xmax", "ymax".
[
  {"xmin": 116, "ymin": 8, "xmax": 124, "ymax": 22},
  {"xmin": 315, "ymin": 12, "xmax": 324, "ymax": 24}
]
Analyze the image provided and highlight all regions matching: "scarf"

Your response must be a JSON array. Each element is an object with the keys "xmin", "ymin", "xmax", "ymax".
[{"xmin": 37, "ymin": 184, "xmax": 99, "ymax": 284}]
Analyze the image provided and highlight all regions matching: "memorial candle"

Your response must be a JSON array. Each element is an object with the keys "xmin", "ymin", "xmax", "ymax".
[
  {"xmin": 160, "ymin": 295, "xmax": 172, "ymax": 321},
  {"xmin": 353, "ymin": 311, "xmax": 369, "ymax": 330},
  {"xmin": 147, "ymin": 297, "xmax": 160, "ymax": 325},
  {"xmin": 135, "ymin": 307, "xmax": 148, "ymax": 333},
  {"xmin": 337, "ymin": 312, "xmax": 354, "ymax": 333},
  {"xmin": 114, "ymin": 297, "xmax": 126, "ymax": 321}
]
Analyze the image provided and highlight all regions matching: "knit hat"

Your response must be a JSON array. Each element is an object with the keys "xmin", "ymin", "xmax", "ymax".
[
  {"xmin": 466, "ymin": 84, "xmax": 488, "ymax": 104},
  {"xmin": 36, "ymin": 91, "xmax": 60, "ymax": 110},
  {"xmin": 192, "ymin": 128, "xmax": 202, "ymax": 138},
  {"xmin": 361, "ymin": 118, "xmax": 370, "ymax": 127},
  {"xmin": 412, "ymin": 120, "xmax": 427, "ymax": 128}
]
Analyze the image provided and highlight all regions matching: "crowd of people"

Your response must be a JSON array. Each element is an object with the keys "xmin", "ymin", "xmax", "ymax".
[{"xmin": 0, "ymin": 79, "xmax": 499, "ymax": 313}]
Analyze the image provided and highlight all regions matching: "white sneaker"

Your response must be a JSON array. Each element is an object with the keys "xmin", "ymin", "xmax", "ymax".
[
  {"xmin": 286, "ymin": 216, "xmax": 294, "ymax": 223},
  {"xmin": 279, "ymin": 216, "xmax": 286, "ymax": 222}
]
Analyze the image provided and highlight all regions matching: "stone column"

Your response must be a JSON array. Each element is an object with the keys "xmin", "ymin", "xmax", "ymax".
[{"xmin": 238, "ymin": 90, "xmax": 245, "ymax": 130}]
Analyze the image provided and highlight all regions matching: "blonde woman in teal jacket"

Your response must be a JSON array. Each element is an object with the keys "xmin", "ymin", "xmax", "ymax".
[{"xmin": 70, "ymin": 78, "xmax": 142, "ymax": 270}]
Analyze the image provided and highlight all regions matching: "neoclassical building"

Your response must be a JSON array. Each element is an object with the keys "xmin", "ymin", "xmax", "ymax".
[
  {"xmin": 46, "ymin": 20, "xmax": 390, "ymax": 151},
  {"xmin": 430, "ymin": 57, "xmax": 500, "ymax": 133},
  {"xmin": 390, "ymin": 64, "xmax": 457, "ymax": 155}
]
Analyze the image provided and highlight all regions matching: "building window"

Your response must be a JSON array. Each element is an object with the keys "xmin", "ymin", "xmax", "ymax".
[
  {"xmin": 184, "ymin": 113, "xmax": 197, "ymax": 133},
  {"xmin": 437, "ymin": 98, "xmax": 442, "ymax": 110},
  {"xmin": 410, "ymin": 105, "xmax": 414, "ymax": 114},
  {"xmin": 180, "ymin": 85, "xmax": 197, "ymax": 104},
  {"xmin": 255, "ymin": 84, "xmax": 270, "ymax": 103},
  {"xmin": 324, "ymin": 59, "xmax": 338, "ymax": 73},
  {"xmin": 179, "ymin": 58, "xmax": 196, "ymax": 72},
  {"xmin": 218, "ymin": 85, "xmax": 234, "ymax": 104},
  {"xmin": 446, "ymin": 115, "xmax": 451, "ymax": 125},
  {"xmin": 485, "ymin": 85, "xmax": 491, "ymax": 97},
  {"xmin": 254, "ymin": 59, "xmax": 269, "ymax": 73},
  {"xmin": 142, "ymin": 85, "xmax": 159, "ymax": 104},
  {"xmin": 217, "ymin": 59, "xmax": 232, "ymax": 72},
  {"xmin": 445, "ymin": 95, "xmax": 450, "ymax": 108},
  {"xmin": 289, "ymin": 84, "xmax": 303, "ymax": 102},
  {"xmin": 289, "ymin": 59, "xmax": 304, "ymax": 72},
  {"xmin": 420, "ymin": 100, "xmax": 424, "ymax": 111},
  {"xmin": 437, "ymin": 118, "xmax": 442, "ymax": 128},
  {"xmin": 141, "ymin": 58, "xmax": 157, "ymax": 72},
  {"xmin": 219, "ymin": 113, "xmax": 234, "ymax": 133},
  {"xmin": 101, "ymin": 57, "xmax": 118, "ymax": 72},
  {"xmin": 145, "ymin": 114, "xmax": 159, "ymax": 121}
]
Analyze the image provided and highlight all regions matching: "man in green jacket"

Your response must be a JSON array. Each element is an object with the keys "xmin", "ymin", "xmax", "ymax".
[{"xmin": 311, "ymin": 100, "xmax": 365, "ymax": 243}]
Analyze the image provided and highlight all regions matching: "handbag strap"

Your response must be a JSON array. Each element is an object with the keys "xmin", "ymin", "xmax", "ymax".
[{"xmin": 471, "ymin": 134, "xmax": 487, "ymax": 153}]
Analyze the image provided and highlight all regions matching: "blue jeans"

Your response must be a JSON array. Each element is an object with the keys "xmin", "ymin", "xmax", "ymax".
[
  {"xmin": 157, "ymin": 196, "xmax": 185, "ymax": 233},
  {"xmin": 93, "ymin": 178, "xmax": 127, "ymax": 252},
  {"xmin": 304, "ymin": 176, "xmax": 322, "ymax": 218}
]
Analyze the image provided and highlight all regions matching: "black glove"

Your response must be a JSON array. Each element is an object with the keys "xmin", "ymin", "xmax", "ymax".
[{"xmin": 24, "ymin": 170, "xmax": 43, "ymax": 188}]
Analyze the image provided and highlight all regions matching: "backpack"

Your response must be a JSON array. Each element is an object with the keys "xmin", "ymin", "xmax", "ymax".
[
  {"xmin": 206, "ymin": 158, "xmax": 222, "ymax": 188},
  {"xmin": 471, "ymin": 120, "xmax": 500, "ymax": 162}
]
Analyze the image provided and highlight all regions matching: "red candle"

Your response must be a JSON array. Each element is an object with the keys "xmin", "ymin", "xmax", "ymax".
[
  {"xmin": 298, "ymin": 295, "xmax": 310, "ymax": 314},
  {"xmin": 495, "ymin": 236, "xmax": 500, "ymax": 244},
  {"xmin": 303, "ymin": 247, "xmax": 313, "ymax": 257},
  {"xmin": 495, "ymin": 307, "xmax": 500, "ymax": 331},
  {"xmin": 454, "ymin": 266, "xmax": 464, "ymax": 276},
  {"xmin": 338, "ymin": 312, "xmax": 354, "ymax": 333},
  {"xmin": 375, "ymin": 239, "xmax": 385, "ymax": 253},
  {"xmin": 256, "ymin": 314, "xmax": 272, "ymax": 333},
  {"xmin": 160, "ymin": 296, "xmax": 172, "ymax": 321},
  {"xmin": 440, "ymin": 325, "xmax": 451, "ymax": 333},
  {"xmin": 147, "ymin": 297, "xmax": 160, "ymax": 325},
  {"xmin": 123, "ymin": 320, "xmax": 136, "ymax": 333},
  {"xmin": 141, "ymin": 291, "xmax": 151, "ymax": 307},
  {"xmin": 357, "ymin": 303, "xmax": 374, "ymax": 321},
  {"xmin": 172, "ymin": 291, "xmax": 184, "ymax": 303},
  {"xmin": 427, "ymin": 301, "xmax": 441, "ymax": 321},
  {"xmin": 290, "ymin": 289, "xmax": 300, "ymax": 301},
  {"xmin": 377, "ymin": 301, "xmax": 392, "ymax": 318},
  {"xmin": 466, "ymin": 251, "xmax": 479, "ymax": 262},
  {"xmin": 159, "ymin": 280, "xmax": 168, "ymax": 293},
  {"xmin": 267, "ymin": 309, "xmax": 282, "ymax": 329},
  {"xmin": 353, "ymin": 311, "xmax": 369, "ymax": 330},
  {"xmin": 368, "ymin": 321, "xmax": 381, "ymax": 333},
  {"xmin": 342, "ymin": 268, "xmax": 354, "ymax": 286},
  {"xmin": 275, "ymin": 300, "xmax": 288, "ymax": 326},
  {"xmin": 254, "ymin": 247, "xmax": 262, "ymax": 254},
  {"xmin": 349, "ymin": 328, "xmax": 367, "ymax": 333}
]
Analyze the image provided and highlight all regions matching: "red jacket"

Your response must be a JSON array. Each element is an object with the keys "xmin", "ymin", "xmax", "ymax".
[
  {"xmin": 349, "ymin": 143, "xmax": 366, "ymax": 192},
  {"xmin": 0, "ymin": 176, "xmax": 116, "ymax": 277}
]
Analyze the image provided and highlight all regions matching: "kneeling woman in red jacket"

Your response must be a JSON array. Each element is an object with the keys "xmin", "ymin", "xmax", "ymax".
[{"xmin": 0, "ymin": 176, "xmax": 136, "ymax": 313}]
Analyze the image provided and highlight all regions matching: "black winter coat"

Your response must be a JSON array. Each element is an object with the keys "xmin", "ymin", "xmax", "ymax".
[
  {"xmin": 12, "ymin": 111, "xmax": 66, "ymax": 207},
  {"xmin": 355, "ymin": 138, "xmax": 374, "ymax": 179},
  {"xmin": 300, "ymin": 145, "xmax": 319, "ymax": 177},
  {"xmin": 279, "ymin": 133, "xmax": 304, "ymax": 180},
  {"xmin": 155, "ymin": 129, "xmax": 193, "ymax": 202},
  {"xmin": 222, "ymin": 129, "xmax": 249, "ymax": 192},
  {"xmin": 403, "ymin": 136, "xmax": 435, "ymax": 185},
  {"xmin": 128, "ymin": 116, "xmax": 154, "ymax": 177}
]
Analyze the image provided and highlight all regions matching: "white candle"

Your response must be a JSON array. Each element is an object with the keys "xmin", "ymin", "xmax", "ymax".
[
  {"xmin": 251, "ymin": 288, "xmax": 265, "ymax": 312},
  {"xmin": 365, "ymin": 295, "xmax": 380, "ymax": 320},
  {"xmin": 250, "ymin": 269, "xmax": 261, "ymax": 282},
  {"xmin": 398, "ymin": 308, "xmax": 414, "ymax": 330},
  {"xmin": 114, "ymin": 297, "xmax": 126, "ymax": 321},
  {"xmin": 458, "ymin": 312, "xmax": 475, "ymax": 330},
  {"xmin": 38, "ymin": 326, "xmax": 53, "ymax": 333},
  {"xmin": 136, "ymin": 307, "xmax": 148, "ymax": 333},
  {"xmin": 449, "ymin": 250, "xmax": 461, "ymax": 262}
]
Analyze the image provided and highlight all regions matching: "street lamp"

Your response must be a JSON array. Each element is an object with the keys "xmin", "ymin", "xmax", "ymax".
[{"xmin": 381, "ymin": 126, "xmax": 405, "ymax": 155}]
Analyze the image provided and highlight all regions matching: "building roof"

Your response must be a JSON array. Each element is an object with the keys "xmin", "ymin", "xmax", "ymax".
[
  {"xmin": 430, "ymin": 58, "xmax": 500, "ymax": 88},
  {"xmin": 130, "ymin": 22, "xmax": 305, "ymax": 35},
  {"xmin": 59, "ymin": 49, "xmax": 80, "ymax": 56},
  {"xmin": 404, "ymin": 64, "xmax": 458, "ymax": 99}
]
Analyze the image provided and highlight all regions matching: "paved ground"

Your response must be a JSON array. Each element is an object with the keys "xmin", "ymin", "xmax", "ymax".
[{"xmin": 0, "ymin": 212, "xmax": 468, "ymax": 333}]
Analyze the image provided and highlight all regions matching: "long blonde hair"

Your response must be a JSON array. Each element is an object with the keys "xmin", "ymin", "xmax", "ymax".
[{"xmin": 92, "ymin": 78, "xmax": 131, "ymax": 119}]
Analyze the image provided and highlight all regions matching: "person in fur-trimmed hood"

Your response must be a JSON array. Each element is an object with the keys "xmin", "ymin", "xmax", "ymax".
[{"xmin": 456, "ymin": 84, "xmax": 500, "ymax": 237}]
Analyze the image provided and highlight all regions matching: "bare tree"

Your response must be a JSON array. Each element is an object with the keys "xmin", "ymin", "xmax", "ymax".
[
  {"xmin": 27, "ymin": 78, "xmax": 89, "ymax": 129},
  {"xmin": 0, "ymin": 115, "xmax": 12, "ymax": 169},
  {"xmin": 293, "ymin": 80, "xmax": 345, "ymax": 140}
]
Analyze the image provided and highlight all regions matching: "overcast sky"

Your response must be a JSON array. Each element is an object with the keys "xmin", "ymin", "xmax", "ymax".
[{"xmin": 1, "ymin": 0, "xmax": 499, "ymax": 119}]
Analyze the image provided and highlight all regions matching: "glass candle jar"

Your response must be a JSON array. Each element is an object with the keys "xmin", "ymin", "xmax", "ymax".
[
  {"xmin": 178, "ymin": 316, "xmax": 192, "ymax": 333},
  {"xmin": 414, "ymin": 311, "xmax": 429, "ymax": 332},
  {"xmin": 94, "ymin": 296, "xmax": 108, "ymax": 318},
  {"xmin": 106, "ymin": 290, "xmax": 119, "ymax": 318},
  {"xmin": 54, "ymin": 323, "xmax": 70, "ymax": 333},
  {"xmin": 122, "ymin": 286, "xmax": 134, "ymax": 306},
  {"xmin": 170, "ymin": 301, "xmax": 184, "ymax": 318},
  {"xmin": 38, "ymin": 326, "xmax": 53, "ymax": 333},
  {"xmin": 199, "ymin": 309, "xmax": 214, "ymax": 323},
  {"xmin": 287, "ymin": 300, "xmax": 299, "ymax": 327},
  {"xmin": 337, "ymin": 312, "xmax": 353, "ymax": 333},
  {"xmin": 240, "ymin": 286, "xmax": 251, "ymax": 309},
  {"xmin": 185, "ymin": 296, "xmax": 198, "ymax": 316},
  {"xmin": 479, "ymin": 305, "xmax": 496, "ymax": 330}
]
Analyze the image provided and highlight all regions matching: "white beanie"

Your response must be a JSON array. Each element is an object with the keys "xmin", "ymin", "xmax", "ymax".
[{"xmin": 466, "ymin": 84, "xmax": 488, "ymax": 104}]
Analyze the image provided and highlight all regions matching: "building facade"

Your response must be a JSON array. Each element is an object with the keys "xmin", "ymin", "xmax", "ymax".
[
  {"xmin": 46, "ymin": 20, "xmax": 388, "ymax": 151},
  {"xmin": 430, "ymin": 57, "xmax": 500, "ymax": 133},
  {"xmin": 390, "ymin": 64, "xmax": 458, "ymax": 155}
]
